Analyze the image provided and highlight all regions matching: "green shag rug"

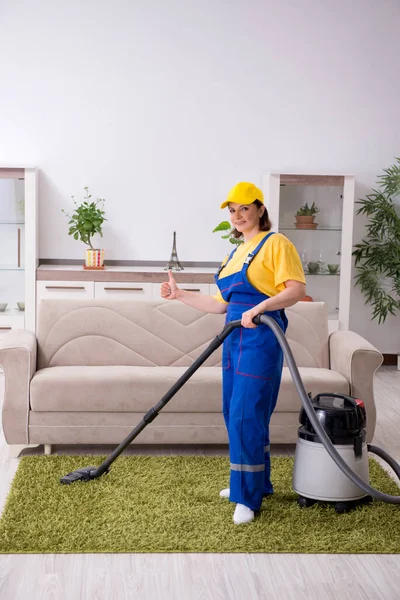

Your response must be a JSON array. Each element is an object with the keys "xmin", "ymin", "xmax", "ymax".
[{"xmin": 0, "ymin": 455, "xmax": 399, "ymax": 554}]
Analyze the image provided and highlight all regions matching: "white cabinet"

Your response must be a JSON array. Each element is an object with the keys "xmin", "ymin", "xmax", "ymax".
[
  {"xmin": 0, "ymin": 167, "xmax": 38, "ymax": 334},
  {"xmin": 35, "ymin": 268, "xmax": 218, "ymax": 320},
  {"xmin": 177, "ymin": 283, "xmax": 210, "ymax": 294},
  {"xmin": 95, "ymin": 281, "xmax": 153, "ymax": 300},
  {"xmin": 36, "ymin": 279, "xmax": 214, "ymax": 310},
  {"xmin": 0, "ymin": 313, "xmax": 24, "ymax": 341},
  {"xmin": 37, "ymin": 281, "xmax": 95, "ymax": 300},
  {"xmin": 209, "ymin": 283, "xmax": 219, "ymax": 297},
  {"xmin": 36, "ymin": 281, "xmax": 95, "ymax": 323},
  {"xmin": 262, "ymin": 173, "xmax": 355, "ymax": 331},
  {"xmin": 152, "ymin": 282, "xmax": 211, "ymax": 302}
]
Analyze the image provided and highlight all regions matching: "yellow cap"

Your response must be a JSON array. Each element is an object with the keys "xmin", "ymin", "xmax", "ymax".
[{"xmin": 220, "ymin": 182, "xmax": 264, "ymax": 209}]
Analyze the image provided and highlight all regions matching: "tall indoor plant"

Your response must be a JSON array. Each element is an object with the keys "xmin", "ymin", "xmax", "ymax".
[
  {"xmin": 352, "ymin": 158, "xmax": 400, "ymax": 324},
  {"xmin": 62, "ymin": 186, "xmax": 107, "ymax": 268}
]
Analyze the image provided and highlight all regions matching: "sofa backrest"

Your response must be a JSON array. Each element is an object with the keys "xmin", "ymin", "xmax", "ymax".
[
  {"xmin": 37, "ymin": 299, "xmax": 329, "ymax": 369},
  {"xmin": 285, "ymin": 301, "xmax": 329, "ymax": 368}
]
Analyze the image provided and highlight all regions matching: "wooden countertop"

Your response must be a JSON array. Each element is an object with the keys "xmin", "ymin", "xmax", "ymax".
[{"xmin": 36, "ymin": 265, "xmax": 218, "ymax": 284}]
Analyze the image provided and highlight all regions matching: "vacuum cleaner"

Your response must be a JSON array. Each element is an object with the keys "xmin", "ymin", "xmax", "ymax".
[{"xmin": 60, "ymin": 315, "xmax": 400, "ymax": 510}]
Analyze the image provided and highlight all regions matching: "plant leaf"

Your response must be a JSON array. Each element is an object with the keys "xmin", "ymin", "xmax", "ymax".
[{"xmin": 212, "ymin": 221, "xmax": 231, "ymax": 232}]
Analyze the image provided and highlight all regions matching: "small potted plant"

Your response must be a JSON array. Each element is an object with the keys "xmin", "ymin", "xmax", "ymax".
[
  {"xmin": 212, "ymin": 221, "xmax": 244, "ymax": 245},
  {"xmin": 62, "ymin": 187, "xmax": 107, "ymax": 269},
  {"xmin": 295, "ymin": 202, "xmax": 319, "ymax": 229}
]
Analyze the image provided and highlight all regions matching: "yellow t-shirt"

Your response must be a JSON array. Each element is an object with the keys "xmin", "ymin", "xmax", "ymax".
[{"xmin": 214, "ymin": 231, "xmax": 306, "ymax": 304}]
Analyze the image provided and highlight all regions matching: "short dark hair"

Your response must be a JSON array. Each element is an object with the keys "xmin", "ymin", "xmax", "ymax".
[{"xmin": 230, "ymin": 200, "xmax": 272, "ymax": 239}]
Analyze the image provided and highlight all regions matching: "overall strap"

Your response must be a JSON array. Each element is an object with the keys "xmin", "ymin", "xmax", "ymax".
[
  {"xmin": 243, "ymin": 232, "xmax": 275, "ymax": 269},
  {"xmin": 216, "ymin": 245, "xmax": 240, "ymax": 277}
]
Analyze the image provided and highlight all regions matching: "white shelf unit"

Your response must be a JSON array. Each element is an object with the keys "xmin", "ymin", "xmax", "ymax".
[
  {"xmin": 262, "ymin": 173, "xmax": 355, "ymax": 331},
  {"xmin": 0, "ymin": 167, "xmax": 38, "ymax": 336}
]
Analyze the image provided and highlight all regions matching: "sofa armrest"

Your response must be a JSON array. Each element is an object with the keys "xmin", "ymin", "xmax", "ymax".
[
  {"xmin": 329, "ymin": 330, "xmax": 383, "ymax": 442},
  {"xmin": 0, "ymin": 330, "xmax": 37, "ymax": 444}
]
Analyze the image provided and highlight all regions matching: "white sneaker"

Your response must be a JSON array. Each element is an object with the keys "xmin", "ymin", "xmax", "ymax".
[
  {"xmin": 233, "ymin": 503, "xmax": 255, "ymax": 525},
  {"xmin": 219, "ymin": 488, "xmax": 230, "ymax": 498}
]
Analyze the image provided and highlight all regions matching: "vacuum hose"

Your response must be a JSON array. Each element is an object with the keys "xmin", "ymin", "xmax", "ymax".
[{"xmin": 253, "ymin": 314, "xmax": 400, "ymax": 504}]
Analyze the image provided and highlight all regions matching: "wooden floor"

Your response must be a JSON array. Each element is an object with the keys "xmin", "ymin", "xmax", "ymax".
[{"xmin": 0, "ymin": 367, "xmax": 399, "ymax": 600}]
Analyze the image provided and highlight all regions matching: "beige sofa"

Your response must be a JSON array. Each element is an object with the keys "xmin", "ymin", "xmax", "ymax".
[{"xmin": 0, "ymin": 299, "xmax": 382, "ymax": 456}]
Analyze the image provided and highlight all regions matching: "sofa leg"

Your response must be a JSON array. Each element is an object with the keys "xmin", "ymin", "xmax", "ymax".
[
  {"xmin": 9, "ymin": 444, "xmax": 40, "ymax": 458},
  {"xmin": 44, "ymin": 444, "xmax": 52, "ymax": 455}
]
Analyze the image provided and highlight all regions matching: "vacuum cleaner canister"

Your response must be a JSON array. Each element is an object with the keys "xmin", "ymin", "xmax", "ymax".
[{"xmin": 292, "ymin": 393, "xmax": 370, "ymax": 508}]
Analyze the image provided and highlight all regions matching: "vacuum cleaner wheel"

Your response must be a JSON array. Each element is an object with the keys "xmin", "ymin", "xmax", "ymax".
[
  {"xmin": 297, "ymin": 494, "xmax": 373, "ymax": 513},
  {"xmin": 297, "ymin": 496, "xmax": 317, "ymax": 508},
  {"xmin": 333, "ymin": 495, "xmax": 373, "ymax": 514}
]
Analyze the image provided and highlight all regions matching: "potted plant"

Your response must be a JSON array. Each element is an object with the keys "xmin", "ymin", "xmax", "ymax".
[
  {"xmin": 295, "ymin": 202, "xmax": 319, "ymax": 229},
  {"xmin": 352, "ymin": 158, "xmax": 400, "ymax": 324},
  {"xmin": 62, "ymin": 186, "xmax": 107, "ymax": 269},
  {"xmin": 212, "ymin": 221, "xmax": 244, "ymax": 245}
]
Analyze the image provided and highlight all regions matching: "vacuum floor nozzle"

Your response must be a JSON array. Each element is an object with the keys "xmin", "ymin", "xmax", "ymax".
[{"xmin": 60, "ymin": 466, "xmax": 99, "ymax": 485}]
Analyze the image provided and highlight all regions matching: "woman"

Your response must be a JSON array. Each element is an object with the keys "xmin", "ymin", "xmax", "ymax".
[{"xmin": 161, "ymin": 182, "xmax": 306, "ymax": 524}]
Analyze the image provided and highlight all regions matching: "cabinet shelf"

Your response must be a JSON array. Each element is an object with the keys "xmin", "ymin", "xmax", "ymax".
[
  {"xmin": 305, "ymin": 272, "xmax": 340, "ymax": 276},
  {"xmin": 0, "ymin": 221, "xmax": 25, "ymax": 225},
  {"xmin": 0, "ymin": 266, "xmax": 25, "ymax": 271},
  {"xmin": 279, "ymin": 226, "xmax": 342, "ymax": 232}
]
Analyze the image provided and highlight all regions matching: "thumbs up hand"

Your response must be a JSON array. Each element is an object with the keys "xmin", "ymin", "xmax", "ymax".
[{"xmin": 161, "ymin": 270, "xmax": 179, "ymax": 300}]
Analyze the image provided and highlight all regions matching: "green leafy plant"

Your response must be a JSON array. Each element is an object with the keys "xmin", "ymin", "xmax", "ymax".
[
  {"xmin": 352, "ymin": 158, "xmax": 400, "ymax": 324},
  {"xmin": 62, "ymin": 187, "xmax": 106, "ymax": 250},
  {"xmin": 212, "ymin": 221, "xmax": 243, "ymax": 245},
  {"xmin": 295, "ymin": 202, "xmax": 319, "ymax": 217}
]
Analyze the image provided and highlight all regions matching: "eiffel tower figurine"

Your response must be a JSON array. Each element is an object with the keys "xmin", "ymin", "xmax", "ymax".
[{"xmin": 164, "ymin": 231, "xmax": 184, "ymax": 271}]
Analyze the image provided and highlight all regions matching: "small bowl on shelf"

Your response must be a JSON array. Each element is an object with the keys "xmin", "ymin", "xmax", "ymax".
[
  {"xmin": 307, "ymin": 261, "xmax": 320, "ymax": 274},
  {"xmin": 327, "ymin": 264, "xmax": 339, "ymax": 274},
  {"xmin": 16, "ymin": 301, "xmax": 25, "ymax": 311},
  {"xmin": 0, "ymin": 303, "xmax": 7, "ymax": 312}
]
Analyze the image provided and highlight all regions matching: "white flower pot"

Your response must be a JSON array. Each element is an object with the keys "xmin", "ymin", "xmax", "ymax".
[{"xmin": 84, "ymin": 249, "xmax": 105, "ymax": 268}]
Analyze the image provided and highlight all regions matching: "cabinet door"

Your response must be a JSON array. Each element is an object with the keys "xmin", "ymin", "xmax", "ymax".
[
  {"xmin": 0, "ymin": 313, "xmax": 27, "ymax": 346},
  {"xmin": 95, "ymin": 281, "xmax": 153, "ymax": 300},
  {"xmin": 37, "ymin": 281, "xmax": 95, "ymax": 302},
  {"xmin": 152, "ymin": 282, "xmax": 210, "ymax": 302},
  {"xmin": 0, "ymin": 321, "xmax": 23, "ymax": 341},
  {"xmin": 0, "ymin": 326, "xmax": 12, "ymax": 342},
  {"xmin": 209, "ymin": 283, "xmax": 219, "ymax": 297}
]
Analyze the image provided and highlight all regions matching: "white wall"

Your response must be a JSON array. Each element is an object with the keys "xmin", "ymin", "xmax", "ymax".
[{"xmin": 0, "ymin": 0, "xmax": 399, "ymax": 351}]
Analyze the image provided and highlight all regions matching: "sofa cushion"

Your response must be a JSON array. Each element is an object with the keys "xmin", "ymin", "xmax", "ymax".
[
  {"xmin": 30, "ymin": 365, "xmax": 349, "ymax": 414},
  {"xmin": 30, "ymin": 366, "xmax": 223, "ymax": 413},
  {"xmin": 284, "ymin": 302, "xmax": 329, "ymax": 368},
  {"xmin": 277, "ymin": 367, "xmax": 349, "ymax": 412}
]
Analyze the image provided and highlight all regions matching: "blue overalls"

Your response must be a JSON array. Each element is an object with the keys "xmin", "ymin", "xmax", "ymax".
[{"xmin": 215, "ymin": 232, "xmax": 288, "ymax": 511}]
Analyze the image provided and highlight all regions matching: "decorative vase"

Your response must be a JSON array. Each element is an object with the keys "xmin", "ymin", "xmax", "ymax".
[
  {"xmin": 295, "ymin": 216, "xmax": 318, "ymax": 230},
  {"xmin": 84, "ymin": 249, "xmax": 105, "ymax": 269},
  {"xmin": 164, "ymin": 231, "xmax": 184, "ymax": 271}
]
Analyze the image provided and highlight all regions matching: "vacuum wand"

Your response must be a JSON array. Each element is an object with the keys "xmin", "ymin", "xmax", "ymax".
[{"xmin": 60, "ymin": 319, "xmax": 243, "ymax": 484}]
